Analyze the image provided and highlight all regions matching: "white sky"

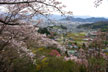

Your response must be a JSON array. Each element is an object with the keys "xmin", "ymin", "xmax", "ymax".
[
  {"xmin": 0, "ymin": 0, "xmax": 108, "ymax": 17},
  {"xmin": 58, "ymin": 0, "xmax": 108, "ymax": 17}
]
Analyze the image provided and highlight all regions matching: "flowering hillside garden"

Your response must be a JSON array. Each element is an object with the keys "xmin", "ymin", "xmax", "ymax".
[{"xmin": 0, "ymin": 0, "xmax": 108, "ymax": 72}]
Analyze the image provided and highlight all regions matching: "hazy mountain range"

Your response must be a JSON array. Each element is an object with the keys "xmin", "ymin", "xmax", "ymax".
[
  {"xmin": 1, "ymin": 11, "xmax": 108, "ymax": 22},
  {"xmin": 36, "ymin": 14, "xmax": 108, "ymax": 22}
]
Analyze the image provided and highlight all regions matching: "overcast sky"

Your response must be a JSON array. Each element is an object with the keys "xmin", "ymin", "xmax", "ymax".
[
  {"xmin": 0, "ymin": 0, "xmax": 108, "ymax": 18},
  {"xmin": 59, "ymin": 0, "xmax": 108, "ymax": 17}
]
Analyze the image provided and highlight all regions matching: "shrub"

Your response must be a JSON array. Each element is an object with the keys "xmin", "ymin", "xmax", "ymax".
[
  {"xmin": 88, "ymin": 57, "xmax": 107, "ymax": 72},
  {"xmin": 36, "ymin": 57, "xmax": 87, "ymax": 72},
  {"xmin": 13, "ymin": 57, "xmax": 36, "ymax": 72}
]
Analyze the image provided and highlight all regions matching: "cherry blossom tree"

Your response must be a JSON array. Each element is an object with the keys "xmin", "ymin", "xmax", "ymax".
[
  {"xmin": 0, "ymin": 0, "xmax": 70, "ymax": 72},
  {"xmin": 0, "ymin": 0, "xmax": 71, "ymax": 25}
]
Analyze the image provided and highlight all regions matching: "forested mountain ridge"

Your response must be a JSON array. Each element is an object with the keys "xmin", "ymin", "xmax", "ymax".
[{"xmin": 77, "ymin": 21, "xmax": 108, "ymax": 31}]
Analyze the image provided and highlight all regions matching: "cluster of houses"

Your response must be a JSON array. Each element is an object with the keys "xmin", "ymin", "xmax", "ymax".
[{"xmin": 36, "ymin": 23, "xmax": 108, "ymax": 58}]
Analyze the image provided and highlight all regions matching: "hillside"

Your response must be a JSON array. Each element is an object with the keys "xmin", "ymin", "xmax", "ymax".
[{"xmin": 77, "ymin": 21, "xmax": 108, "ymax": 31}]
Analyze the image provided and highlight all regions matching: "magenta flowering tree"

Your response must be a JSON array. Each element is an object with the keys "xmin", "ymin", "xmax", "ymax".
[{"xmin": 49, "ymin": 49, "xmax": 61, "ymax": 56}]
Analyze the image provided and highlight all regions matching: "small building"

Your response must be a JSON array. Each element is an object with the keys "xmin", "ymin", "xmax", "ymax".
[
  {"xmin": 67, "ymin": 50, "xmax": 78, "ymax": 56},
  {"xmin": 83, "ymin": 38, "xmax": 93, "ymax": 41},
  {"xmin": 102, "ymin": 49, "xmax": 108, "ymax": 53}
]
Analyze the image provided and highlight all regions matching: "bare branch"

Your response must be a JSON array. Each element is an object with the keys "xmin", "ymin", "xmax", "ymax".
[
  {"xmin": 0, "ymin": 19, "xmax": 20, "ymax": 25},
  {"xmin": 0, "ymin": 0, "xmax": 36, "ymax": 4},
  {"xmin": 94, "ymin": 0, "xmax": 103, "ymax": 7}
]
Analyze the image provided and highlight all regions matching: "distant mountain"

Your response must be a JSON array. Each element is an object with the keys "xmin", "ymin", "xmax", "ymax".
[
  {"xmin": 77, "ymin": 21, "xmax": 108, "ymax": 31},
  {"xmin": 60, "ymin": 16, "xmax": 108, "ymax": 22},
  {"xmin": 1, "ymin": 11, "xmax": 108, "ymax": 22}
]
